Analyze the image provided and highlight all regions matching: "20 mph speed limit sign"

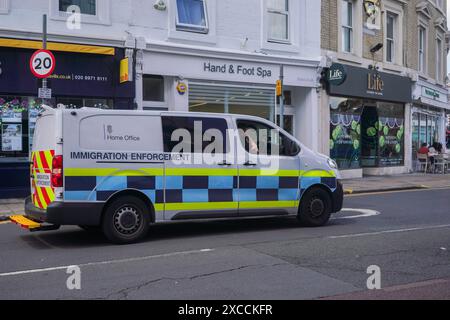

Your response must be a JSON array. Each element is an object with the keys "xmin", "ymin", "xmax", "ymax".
[{"xmin": 30, "ymin": 49, "xmax": 56, "ymax": 79}]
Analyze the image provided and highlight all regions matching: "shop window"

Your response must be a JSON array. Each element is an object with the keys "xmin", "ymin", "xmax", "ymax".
[
  {"xmin": 330, "ymin": 98, "xmax": 363, "ymax": 170},
  {"xmin": 0, "ymin": 96, "xmax": 44, "ymax": 162},
  {"xmin": 59, "ymin": 0, "xmax": 96, "ymax": 15},
  {"xmin": 162, "ymin": 116, "xmax": 229, "ymax": 154},
  {"xmin": 267, "ymin": 0, "xmax": 290, "ymax": 43},
  {"xmin": 143, "ymin": 75, "xmax": 165, "ymax": 102},
  {"xmin": 189, "ymin": 84, "xmax": 276, "ymax": 123},
  {"xmin": 56, "ymin": 97, "xmax": 113, "ymax": 109},
  {"xmin": 176, "ymin": 0, "xmax": 209, "ymax": 33}
]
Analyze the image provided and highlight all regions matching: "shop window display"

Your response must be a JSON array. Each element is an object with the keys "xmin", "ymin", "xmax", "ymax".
[
  {"xmin": 330, "ymin": 98, "xmax": 405, "ymax": 169},
  {"xmin": 0, "ymin": 96, "xmax": 44, "ymax": 161},
  {"xmin": 330, "ymin": 98, "xmax": 363, "ymax": 170}
]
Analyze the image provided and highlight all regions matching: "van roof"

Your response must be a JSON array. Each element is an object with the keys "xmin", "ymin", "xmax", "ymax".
[{"xmin": 60, "ymin": 107, "xmax": 269, "ymax": 122}]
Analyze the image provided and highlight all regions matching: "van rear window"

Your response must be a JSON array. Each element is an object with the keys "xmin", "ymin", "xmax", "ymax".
[{"xmin": 33, "ymin": 114, "xmax": 55, "ymax": 152}]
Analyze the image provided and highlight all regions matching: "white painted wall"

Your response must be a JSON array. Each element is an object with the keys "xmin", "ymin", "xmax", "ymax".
[
  {"xmin": 0, "ymin": 0, "xmax": 322, "ymax": 59},
  {"xmin": 0, "ymin": 0, "xmax": 323, "ymax": 148}
]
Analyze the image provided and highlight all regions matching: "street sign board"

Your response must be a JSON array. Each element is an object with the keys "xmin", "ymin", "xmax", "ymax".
[
  {"xmin": 276, "ymin": 80, "xmax": 282, "ymax": 97},
  {"xmin": 30, "ymin": 49, "xmax": 56, "ymax": 79},
  {"xmin": 38, "ymin": 87, "xmax": 52, "ymax": 99}
]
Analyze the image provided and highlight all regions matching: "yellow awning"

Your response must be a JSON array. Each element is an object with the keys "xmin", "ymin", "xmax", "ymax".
[{"xmin": 0, "ymin": 38, "xmax": 115, "ymax": 55}]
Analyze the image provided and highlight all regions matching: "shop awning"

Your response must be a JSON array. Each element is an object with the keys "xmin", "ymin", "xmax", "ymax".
[{"xmin": 0, "ymin": 38, "xmax": 115, "ymax": 55}]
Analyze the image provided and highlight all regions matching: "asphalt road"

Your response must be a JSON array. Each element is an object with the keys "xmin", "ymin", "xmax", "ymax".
[{"xmin": 0, "ymin": 188, "xmax": 449, "ymax": 300}]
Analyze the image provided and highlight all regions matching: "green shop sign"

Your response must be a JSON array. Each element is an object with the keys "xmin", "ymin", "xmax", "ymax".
[
  {"xmin": 327, "ymin": 63, "xmax": 347, "ymax": 86},
  {"xmin": 423, "ymin": 87, "xmax": 440, "ymax": 100}
]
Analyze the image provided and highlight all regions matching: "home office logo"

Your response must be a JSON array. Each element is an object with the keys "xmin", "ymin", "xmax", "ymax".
[
  {"xmin": 364, "ymin": 0, "xmax": 381, "ymax": 30},
  {"xmin": 103, "ymin": 125, "xmax": 141, "ymax": 142}
]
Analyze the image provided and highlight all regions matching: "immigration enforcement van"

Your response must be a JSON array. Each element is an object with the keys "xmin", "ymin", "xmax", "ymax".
[{"xmin": 10, "ymin": 106, "xmax": 343, "ymax": 244}]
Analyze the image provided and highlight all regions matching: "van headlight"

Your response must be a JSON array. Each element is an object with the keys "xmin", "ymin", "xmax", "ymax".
[{"xmin": 328, "ymin": 158, "xmax": 338, "ymax": 169}]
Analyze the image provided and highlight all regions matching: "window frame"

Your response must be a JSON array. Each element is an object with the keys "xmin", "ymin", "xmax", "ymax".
[
  {"xmin": 175, "ymin": 0, "xmax": 209, "ymax": 34},
  {"xmin": 142, "ymin": 75, "xmax": 166, "ymax": 103},
  {"xmin": 0, "ymin": 0, "xmax": 10, "ymax": 14},
  {"xmin": 58, "ymin": 0, "xmax": 97, "ymax": 16},
  {"xmin": 267, "ymin": 0, "xmax": 290, "ymax": 44},
  {"xmin": 236, "ymin": 119, "xmax": 300, "ymax": 158},
  {"xmin": 418, "ymin": 26, "xmax": 427, "ymax": 74},
  {"xmin": 435, "ymin": 35, "xmax": 444, "ymax": 83},
  {"xmin": 162, "ymin": 116, "xmax": 230, "ymax": 155},
  {"xmin": 49, "ymin": 0, "xmax": 110, "ymax": 26},
  {"xmin": 341, "ymin": 0, "xmax": 354, "ymax": 53},
  {"xmin": 385, "ymin": 12, "xmax": 396, "ymax": 63}
]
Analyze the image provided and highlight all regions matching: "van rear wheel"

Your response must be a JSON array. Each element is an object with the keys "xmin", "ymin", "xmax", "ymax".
[
  {"xmin": 102, "ymin": 196, "xmax": 150, "ymax": 244},
  {"xmin": 298, "ymin": 188, "xmax": 332, "ymax": 227}
]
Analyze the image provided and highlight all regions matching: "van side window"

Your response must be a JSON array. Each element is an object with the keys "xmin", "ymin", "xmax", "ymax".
[
  {"xmin": 237, "ymin": 120, "xmax": 300, "ymax": 157},
  {"xmin": 162, "ymin": 117, "xmax": 229, "ymax": 154}
]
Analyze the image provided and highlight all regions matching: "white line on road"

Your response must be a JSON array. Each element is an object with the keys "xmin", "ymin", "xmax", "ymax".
[
  {"xmin": 328, "ymin": 224, "xmax": 450, "ymax": 239},
  {"xmin": 0, "ymin": 248, "xmax": 214, "ymax": 278},
  {"xmin": 333, "ymin": 208, "xmax": 380, "ymax": 220}
]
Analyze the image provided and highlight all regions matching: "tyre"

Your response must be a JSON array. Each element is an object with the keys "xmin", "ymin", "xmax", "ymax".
[
  {"xmin": 102, "ymin": 196, "xmax": 150, "ymax": 244},
  {"xmin": 298, "ymin": 188, "xmax": 332, "ymax": 227}
]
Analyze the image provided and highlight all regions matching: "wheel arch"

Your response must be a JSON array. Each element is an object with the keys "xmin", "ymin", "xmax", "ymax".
[
  {"xmin": 101, "ymin": 189, "xmax": 156, "ymax": 223},
  {"xmin": 298, "ymin": 183, "xmax": 334, "ymax": 212}
]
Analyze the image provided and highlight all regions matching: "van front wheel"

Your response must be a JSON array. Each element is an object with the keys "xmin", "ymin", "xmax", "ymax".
[
  {"xmin": 102, "ymin": 196, "xmax": 150, "ymax": 244},
  {"xmin": 298, "ymin": 188, "xmax": 332, "ymax": 227}
]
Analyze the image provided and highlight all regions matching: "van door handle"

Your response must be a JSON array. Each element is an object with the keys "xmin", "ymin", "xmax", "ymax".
[{"xmin": 243, "ymin": 162, "xmax": 257, "ymax": 167}]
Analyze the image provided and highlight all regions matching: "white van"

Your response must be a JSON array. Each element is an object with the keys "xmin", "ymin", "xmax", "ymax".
[{"xmin": 11, "ymin": 107, "xmax": 343, "ymax": 244}]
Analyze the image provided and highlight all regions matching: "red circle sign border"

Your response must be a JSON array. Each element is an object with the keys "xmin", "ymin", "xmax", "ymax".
[{"xmin": 29, "ymin": 49, "xmax": 56, "ymax": 79}]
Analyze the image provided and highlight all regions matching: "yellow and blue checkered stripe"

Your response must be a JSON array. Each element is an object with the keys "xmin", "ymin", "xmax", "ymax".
[{"xmin": 64, "ymin": 168, "xmax": 337, "ymax": 211}]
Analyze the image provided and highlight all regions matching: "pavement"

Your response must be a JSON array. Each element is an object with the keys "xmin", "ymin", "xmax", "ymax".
[
  {"xmin": 0, "ymin": 187, "xmax": 449, "ymax": 300},
  {"xmin": 343, "ymin": 173, "xmax": 450, "ymax": 194}
]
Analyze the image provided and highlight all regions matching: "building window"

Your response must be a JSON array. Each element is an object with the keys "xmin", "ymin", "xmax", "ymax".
[
  {"xmin": 143, "ymin": 75, "xmax": 165, "ymax": 102},
  {"xmin": 385, "ymin": 12, "xmax": 396, "ymax": 63},
  {"xmin": 418, "ymin": 27, "xmax": 426, "ymax": 73},
  {"xmin": 176, "ymin": 0, "xmax": 208, "ymax": 33},
  {"xmin": 436, "ymin": 38, "xmax": 443, "ymax": 82},
  {"xmin": 267, "ymin": 0, "xmax": 289, "ymax": 43},
  {"xmin": 59, "ymin": 0, "xmax": 96, "ymax": 15},
  {"xmin": 341, "ymin": 0, "xmax": 353, "ymax": 53}
]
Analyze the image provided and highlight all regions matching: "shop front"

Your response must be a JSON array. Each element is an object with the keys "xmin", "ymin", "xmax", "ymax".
[
  {"xmin": 140, "ymin": 49, "xmax": 321, "ymax": 143},
  {"xmin": 411, "ymin": 81, "xmax": 449, "ymax": 169},
  {"xmin": 325, "ymin": 64, "xmax": 412, "ymax": 178},
  {"xmin": 0, "ymin": 40, "xmax": 135, "ymax": 198}
]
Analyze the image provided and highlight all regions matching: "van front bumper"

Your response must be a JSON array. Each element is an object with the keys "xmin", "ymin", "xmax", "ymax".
[
  {"xmin": 332, "ymin": 181, "xmax": 344, "ymax": 213},
  {"xmin": 25, "ymin": 197, "xmax": 104, "ymax": 226}
]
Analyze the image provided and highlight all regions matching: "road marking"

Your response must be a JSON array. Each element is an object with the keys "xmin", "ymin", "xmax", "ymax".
[
  {"xmin": 328, "ymin": 224, "xmax": 450, "ymax": 239},
  {"xmin": 0, "ymin": 221, "xmax": 10, "ymax": 225},
  {"xmin": 0, "ymin": 248, "xmax": 214, "ymax": 278},
  {"xmin": 346, "ymin": 186, "xmax": 450, "ymax": 197},
  {"xmin": 333, "ymin": 208, "xmax": 380, "ymax": 220}
]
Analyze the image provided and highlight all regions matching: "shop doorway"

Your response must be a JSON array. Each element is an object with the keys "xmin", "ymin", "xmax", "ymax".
[{"xmin": 361, "ymin": 105, "xmax": 379, "ymax": 167}]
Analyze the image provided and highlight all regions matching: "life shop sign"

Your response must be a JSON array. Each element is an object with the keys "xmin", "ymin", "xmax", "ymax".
[{"xmin": 327, "ymin": 64, "xmax": 412, "ymax": 104}]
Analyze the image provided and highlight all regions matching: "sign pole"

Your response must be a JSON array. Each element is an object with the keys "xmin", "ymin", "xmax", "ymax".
[
  {"xmin": 279, "ymin": 65, "xmax": 285, "ymax": 130},
  {"xmin": 42, "ymin": 14, "xmax": 48, "ymax": 105}
]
